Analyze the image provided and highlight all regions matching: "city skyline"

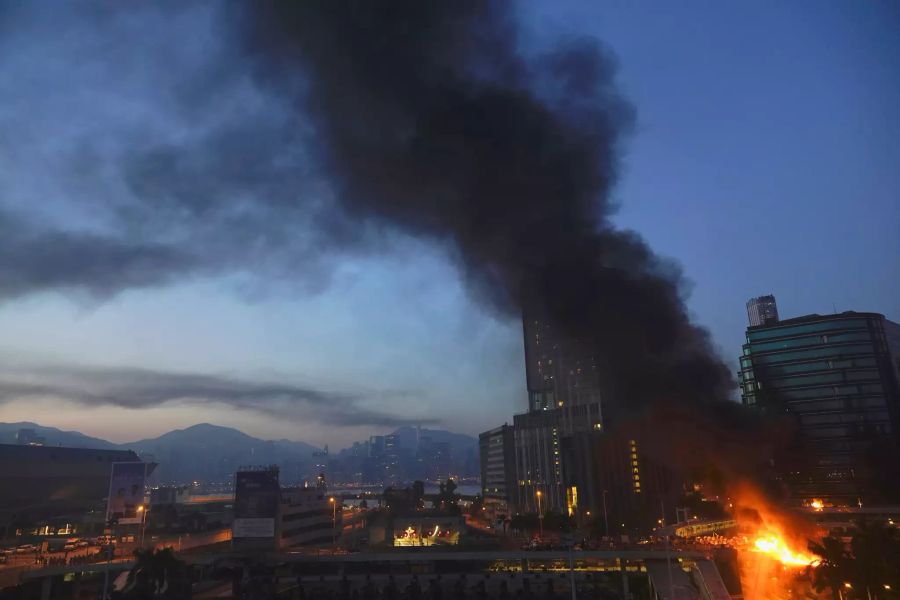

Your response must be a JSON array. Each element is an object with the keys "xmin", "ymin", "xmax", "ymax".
[{"xmin": 1, "ymin": 1, "xmax": 898, "ymax": 447}]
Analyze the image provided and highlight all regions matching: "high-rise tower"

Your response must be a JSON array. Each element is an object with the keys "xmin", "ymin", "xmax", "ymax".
[{"xmin": 746, "ymin": 294, "xmax": 779, "ymax": 326}]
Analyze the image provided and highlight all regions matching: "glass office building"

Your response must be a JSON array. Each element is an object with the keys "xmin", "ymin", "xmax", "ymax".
[{"xmin": 739, "ymin": 311, "xmax": 900, "ymax": 504}]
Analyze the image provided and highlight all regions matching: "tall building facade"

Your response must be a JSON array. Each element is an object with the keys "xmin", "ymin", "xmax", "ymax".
[
  {"xmin": 514, "ymin": 314, "xmax": 609, "ymax": 515},
  {"xmin": 739, "ymin": 311, "xmax": 900, "ymax": 504},
  {"xmin": 480, "ymin": 312, "xmax": 688, "ymax": 531},
  {"xmin": 746, "ymin": 295, "xmax": 780, "ymax": 327},
  {"xmin": 478, "ymin": 424, "xmax": 517, "ymax": 518},
  {"xmin": 522, "ymin": 315, "xmax": 605, "ymax": 412}
]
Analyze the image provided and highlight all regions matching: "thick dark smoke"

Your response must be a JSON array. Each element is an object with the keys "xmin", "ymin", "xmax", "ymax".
[
  {"xmin": 1, "ymin": 1, "xmax": 736, "ymax": 422},
  {"xmin": 236, "ymin": 1, "xmax": 734, "ymax": 411}
]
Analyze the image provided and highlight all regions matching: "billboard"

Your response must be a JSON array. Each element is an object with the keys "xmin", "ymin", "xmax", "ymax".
[
  {"xmin": 233, "ymin": 468, "xmax": 279, "ymax": 539},
  {"xmin": 106, "ymin": 462, "xmax": 147, "ymax": 525}
]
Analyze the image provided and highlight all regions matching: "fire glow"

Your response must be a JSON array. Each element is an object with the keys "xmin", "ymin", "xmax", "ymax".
[{"xmin": 750, "ymin": 532, "xmax": 817, "ymax": 567}]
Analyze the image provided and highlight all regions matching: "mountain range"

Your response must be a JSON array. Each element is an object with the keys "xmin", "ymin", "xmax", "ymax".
[{"xmin": 0, "ymin": 421, "xmax": 478, "ymax": 485}]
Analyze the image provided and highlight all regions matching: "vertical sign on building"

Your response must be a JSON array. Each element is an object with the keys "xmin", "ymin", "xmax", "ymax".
[
  {"xmin": 106, "ymin": 462, "xmax": 148, "ymax": 524},
  {"xmin": 233, "ymin": 467, "xmax": 279, "ymax": 550}
]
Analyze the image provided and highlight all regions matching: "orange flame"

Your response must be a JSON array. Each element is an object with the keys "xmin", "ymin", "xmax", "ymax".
[{"xmin": 751, "ymin": 532, "xmax": 817, "ymax": 567}]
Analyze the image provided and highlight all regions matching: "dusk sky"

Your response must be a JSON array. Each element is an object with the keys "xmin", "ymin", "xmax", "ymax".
[{"xmin": 0, "ymin": 1, "xmax": 897, "ymax": 448}]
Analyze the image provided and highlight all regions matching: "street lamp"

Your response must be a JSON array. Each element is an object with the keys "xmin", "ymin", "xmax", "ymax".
[
  {"xmin": 601, "ymin": 490, "xmax": 609, "ymax": 538},
  {"xmin": 535, "ymin": 490, "xmax": 543, "ymax": 539},
  {"xmin": 137, "ymin": 505, "xmax": 147, "ymax": 549},
  {"xmin": 329, "ymin": 497, "xmax": 337, "ymax": 548}
]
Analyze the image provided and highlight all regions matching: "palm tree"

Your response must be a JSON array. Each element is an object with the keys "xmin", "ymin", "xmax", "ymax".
[
  {"xmin": 807, "ymin": 535, "xmax": 853, "ymax": 600},
  {"xmin": 122, "ymin": 548, "xmax": 190, "ymax": 599}
]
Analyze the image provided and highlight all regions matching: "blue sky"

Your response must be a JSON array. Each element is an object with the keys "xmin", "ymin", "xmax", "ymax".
[{"xmin": 0, "ymin": 1, "xmax": 897, "ymax": 446}]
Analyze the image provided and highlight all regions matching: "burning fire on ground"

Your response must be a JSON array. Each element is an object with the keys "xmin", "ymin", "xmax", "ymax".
[
  {"xmin": 750, "ymin": 533, "xmax": 816, "ymax": 566},
  {"xmin": 727, "ymin": 483, "xmax": 821, "ymax": 600}
]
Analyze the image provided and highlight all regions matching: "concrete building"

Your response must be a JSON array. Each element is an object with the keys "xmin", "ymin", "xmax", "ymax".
[
  {"xmin": 480, "ymin": 310, "xmax": 687, "ymax": 531},
  {"xmin": 522, "ymin": 314, "xmax": 605, "ymax": 412},
  {"xmin": 278, "ymin": 486, "xmax": 341, "ymax": 548},
  {"xmin": 511, "ymin": 313, "xmax": 610, "ymax": 515},
  {"xmin": 739, "ymin": 310, "xmax": 900, "ymax": 504},
  {"xmin": 478, "ymin": 424, "xmax": 517, "ymax": 519},
  {"xmin": 0, "ymin": 444, "xmax": 148, "ymax": 529},
  {"xmin": 746, "ymin": 294, "xmax": 780, "ymax": 327}
]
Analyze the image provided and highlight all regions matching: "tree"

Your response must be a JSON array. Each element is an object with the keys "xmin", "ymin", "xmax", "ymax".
[
  {"xmin": 849, "ymin": 519, "xmax": 900, "ymax": 597},
  {"xmin": 359, "ymin": 498, "xmax": 368, "ymax": 509},
  {"xmin": 411, "ymin": 481, "xmax": 426, "ymax": 510},
  {"xmin": 467, "ymin": 495, "xmax": 484, "ymax": 517},
  {"xmin": 509, "ymin": 513, "xmax": 539, "ymax": 533},
  {"xmin": 541, "ymin": 510, "xmax": 574, "ymax": 533},
  {"xmin": 121, "ymin": 548, "xmax": 190, "ymax": 599},
  {"xmin": 807, "ymin": 519, "xmax": 900, "ymax": 600},
  {"xmin": 436, "ymin": 479, "xmax": 460, "ymax": 514},
  {"xmin": 807, "ymin": 535, "xmax": 852, "ymax": 600}
]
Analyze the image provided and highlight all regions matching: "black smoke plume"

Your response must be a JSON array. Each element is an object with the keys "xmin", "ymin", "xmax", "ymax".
[{"xmin": 236, "ymin": 1, "xmax": 734, "ymax": 412}]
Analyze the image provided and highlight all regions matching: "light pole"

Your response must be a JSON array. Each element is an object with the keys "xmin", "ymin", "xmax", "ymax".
[
  {"xmin": 137, "ymin": 505, "xmax": 147, "ymax": 549},
  {"xmin": 601, "ymin": 490, "xmax": 609, "ymax": 538},
  {"xmin": 329, "ymin": 497, "xmax": 337, "ymax": 548},
  {"xmin": 536, "ymin": 490, "xmax": 543, "ymax": 539}
]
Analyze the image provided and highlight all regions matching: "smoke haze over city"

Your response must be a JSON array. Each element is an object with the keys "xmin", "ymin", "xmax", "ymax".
[{"xmin": 0, "ymin": 1, "xmax": 898, "ymax": 446}]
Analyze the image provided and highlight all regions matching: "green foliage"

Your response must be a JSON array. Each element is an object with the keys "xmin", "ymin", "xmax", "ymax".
[
  {"xmin": 411, "ymin": 480, "xmax": 426, "ymax": 510},
  {"xmin": 807, "ymin": 519, "xmax": 900, "ymax": 600},
  {"xmin": 435, "ymin": 478, "xmax": 460, "ymax": 514},
  {"xmin": 807, "ymin": 536, "xmax": 852, "ymax": 599},
  {"xmin": 467, "ymin": 494, "xmax": 484, "ymax": 517},
  {"xmin": 509, "ymin": 513, "xmax": 539, "ymax": 532},
  {"xmin": 119, "ymin": 548, "xmax": 191, "ymax": 599}
]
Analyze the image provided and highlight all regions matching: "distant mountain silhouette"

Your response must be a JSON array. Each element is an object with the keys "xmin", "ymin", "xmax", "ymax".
[
  {"xmin": 120, "ymin": 423, "xmax": 321, "ymax": 485},
  {"xmin": 0, "ymin": 421, "xmax": 320, "ymax": 486},
  {"xmin": 0, "ymin": 421, "xmax": 480, "ymax": 486},
  {"xmin": 0, "ymin": 421, "xmax": 118, "ymax": 449}
]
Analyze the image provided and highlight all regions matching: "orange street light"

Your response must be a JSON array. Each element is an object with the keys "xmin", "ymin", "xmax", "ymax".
[
  {"xmin": 137, "ymin": 505, "xmax": 147, "ymax": 548},
  {"xmin": 329, "ymin": 497, "xmax": 337, "ymax": 547}
]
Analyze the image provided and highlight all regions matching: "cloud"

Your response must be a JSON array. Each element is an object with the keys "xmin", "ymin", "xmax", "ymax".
[
  {"xmin": 0, "ymin": 210, "xmax": 197, "ymax": 301},
  {"xmin": 0, "ymin": 365, "xmax": 435, "ymax": 428}
]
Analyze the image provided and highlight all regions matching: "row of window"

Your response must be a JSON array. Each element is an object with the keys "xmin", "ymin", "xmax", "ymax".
[
  {"xmin": 799, "ymin": 410, "xmax": 891, "ymax": 426},
  {"xmin": 746, "ymin": 319, "xmax": 869, "ymax": 342},
  {"xmin": 741, "ymin": 357, "xmax": 877, "ymax": 380},
  {"xmin": 804, "ymin": 423, "xmax": 892, "ymax": 439},
  {"xmin": 748, "ymin": 331, "xmax": 873, "ymax": 353},
  {"xmin": 745, "ymin": 391, "xmax": 888, "ymax": 409},
  {"xmin": 761, "ymin": 369, "xmax": 881, "ymax": 389},
  {"xmin": 778, "ymin": 383, "xmax": 884, "ymax": 400},
  {"xmin": 742, "ymin": 343, "xmax": 874, "ymax": 363}
]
